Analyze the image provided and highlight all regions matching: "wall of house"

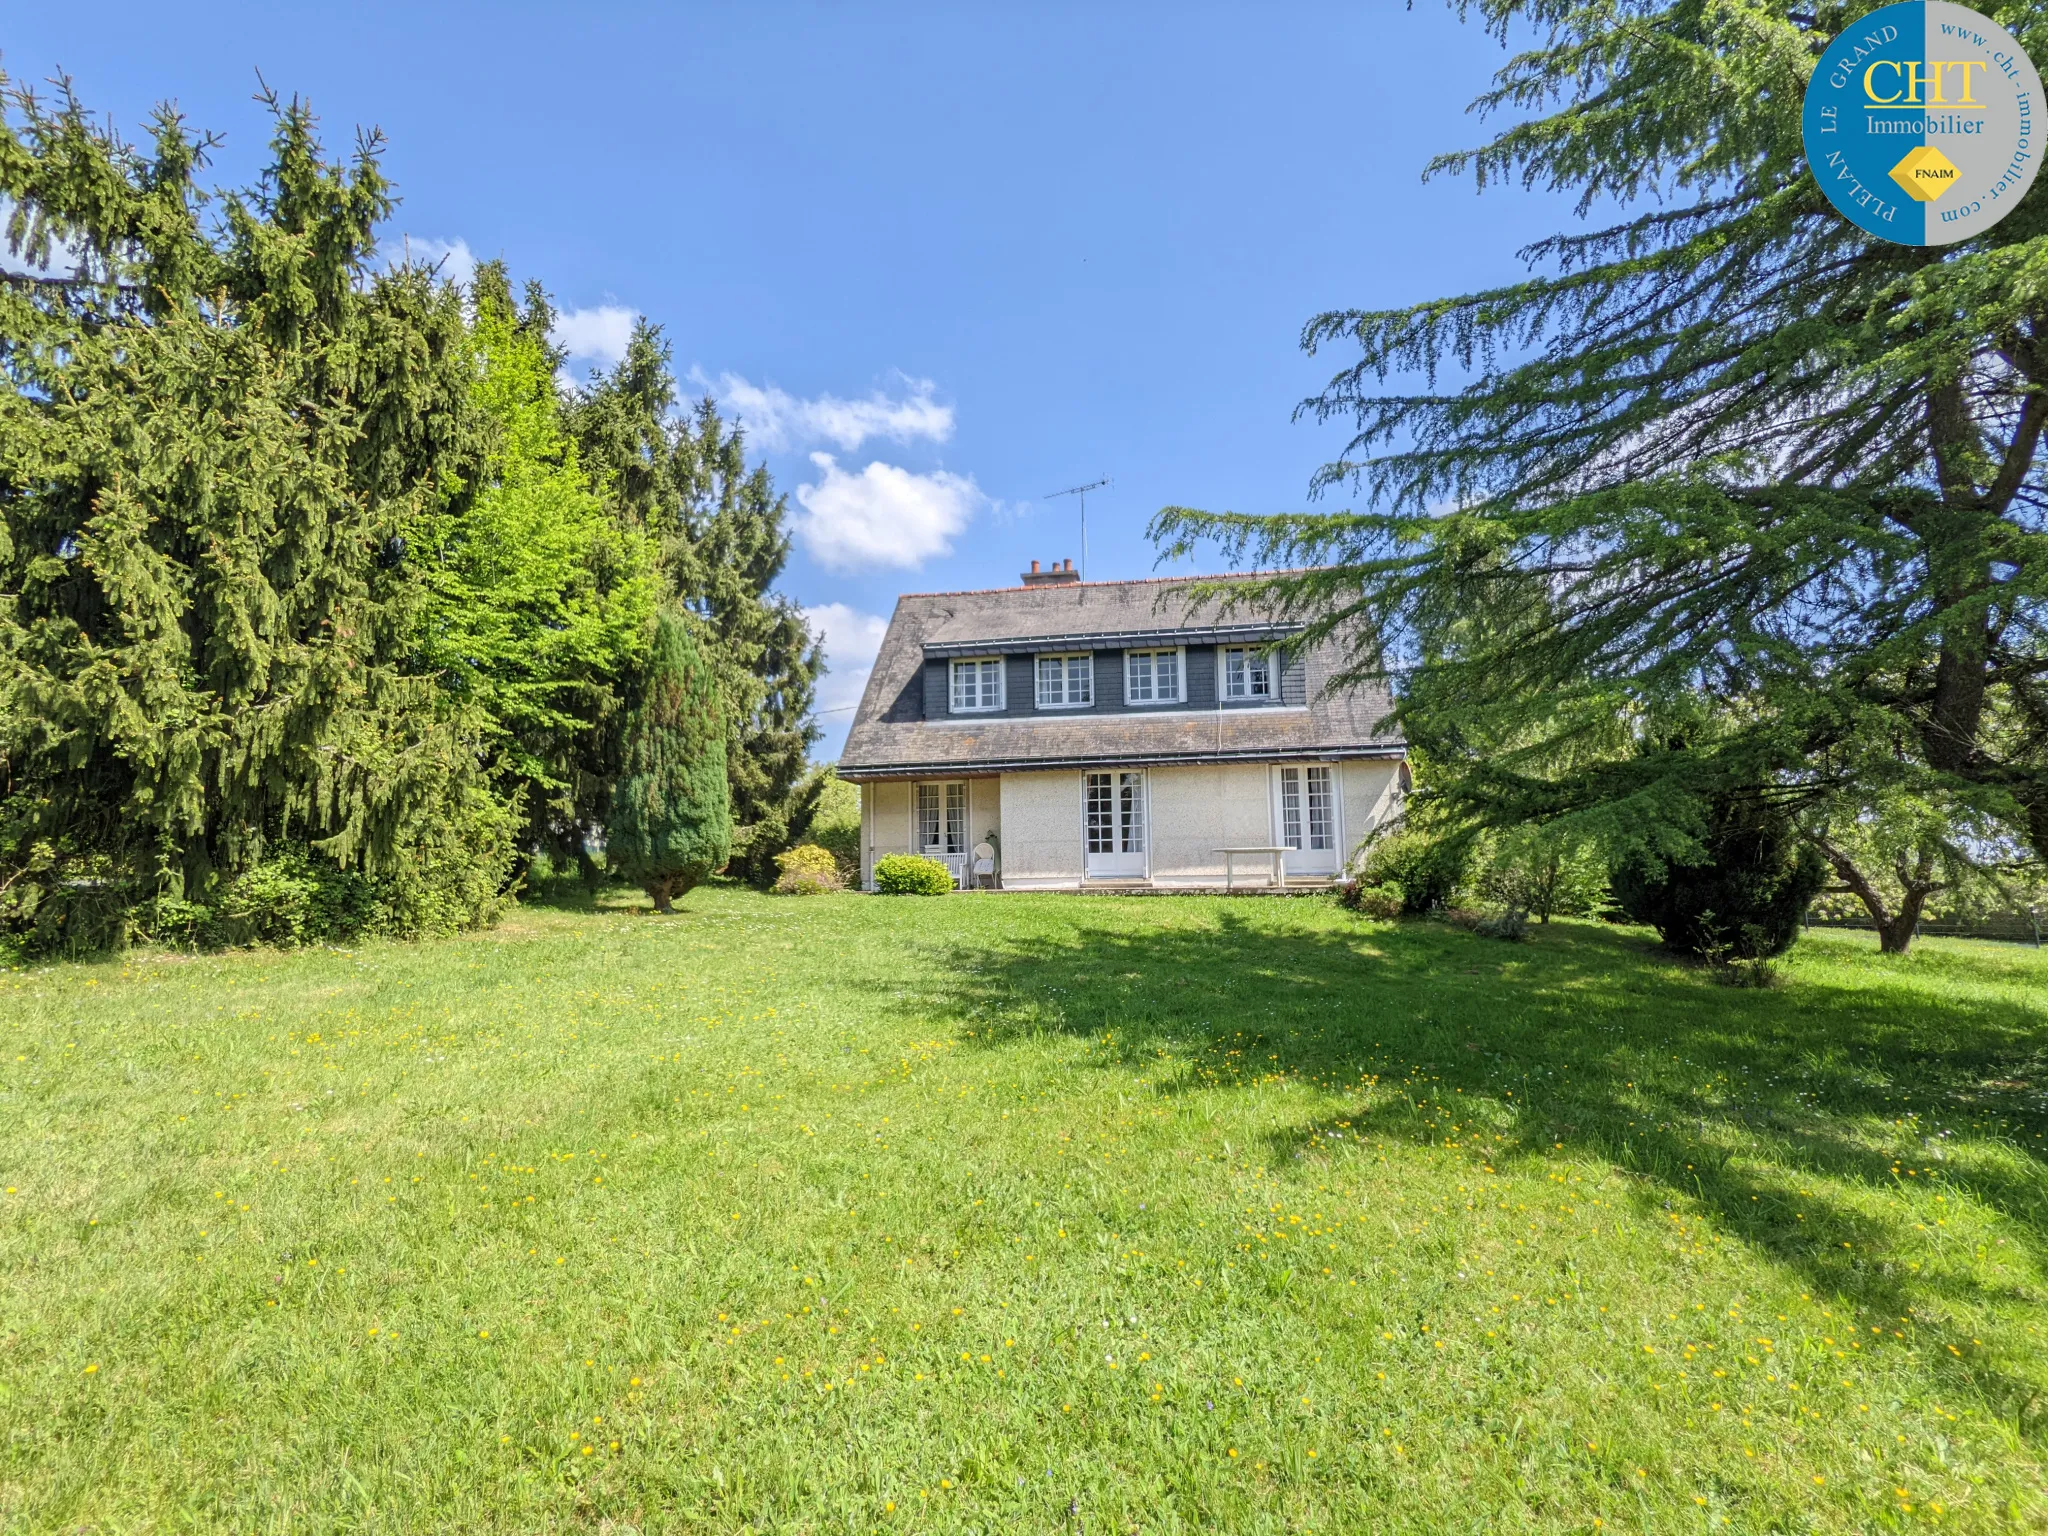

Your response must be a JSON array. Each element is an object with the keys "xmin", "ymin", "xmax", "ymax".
[
  {"xmin": 1147, "ymin": 763, "xmax": 1280, "ymax": 886},
  {"xmin": 861, "ymin": 781, "xmax": 913, "ymax": 890},
  {"xmin": 996, "ymin": 771, "xmax": 1078, "ymax": 887},
  {"xmin": 871, "ymin": 759, "xmax": 1401, "ymax": 890},
  {"xmin": 1339, "ymin": 760, "xmax": 1403, "ymax": 869}
]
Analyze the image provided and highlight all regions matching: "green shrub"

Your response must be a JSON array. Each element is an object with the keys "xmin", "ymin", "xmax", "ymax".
[
  {"xmin": 873, "ymin": 853, "xmax": 954, "ymax": 895},
  {"xmin": 1473, "ymin": 907, "xmax": 1530, "ymax": 942},
  {"xmin": 128, "ymin": 808, "xmax": 514, "ymax": 951},
  {"xmin": 805, "ymin": 771, "xmax": 862, "ymax": 878},
  {"xmin": 1357, "ymin": 829, "xmax": 1466, "ymax": 912},
  {"xmin": 730, "ymin": 809, "xmax": 792, "ymax": 887},
  {"xmin": 1469, "ymin": 827, "xmax": 1609, "ymax": 923},
  {"xmin": 1611, "ymin": 798, "xmax": 1827, "ymax": 959},
  {"xmin": 1337, "ymin": 879, "xmax": 1404, "ymax": 920},
  {"xmin": 773, "ymin": 844, "xmax": 845, "ymax": 895}
]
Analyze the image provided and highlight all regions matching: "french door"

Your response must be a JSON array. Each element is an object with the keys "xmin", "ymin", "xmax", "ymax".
[
  {"xmin": 916, "ymin": 781, "xmax": 968, "ymax": 887},
  {"xmin": 1275, "ymin": 764, "xmax": 1339, "ymax": 875},
  {"xmin": 1083, "ymin": 770, "xmax": 1147, "ymax": 878}
]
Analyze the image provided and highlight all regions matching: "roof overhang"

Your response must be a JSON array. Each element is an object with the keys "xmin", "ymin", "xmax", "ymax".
[
  {"xmin": 921, "ymin": 623, "xmax": 1304, "ymax": 660},
  {"xmin": 836, "ymin": 743, "xmax": 1407, "ymax": 782}
]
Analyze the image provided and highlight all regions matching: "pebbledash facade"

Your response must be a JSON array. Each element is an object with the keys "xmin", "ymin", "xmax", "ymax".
[{"xmin": 837, "ymin": 564, "xmax": 1409, "ymax": 891}]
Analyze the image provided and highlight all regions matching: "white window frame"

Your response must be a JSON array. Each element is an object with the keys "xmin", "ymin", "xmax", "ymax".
[
  {"xmin": 1221, "ymin": 645, "xmax": 1276, "ymax": 702},
  {"xmin": 1123, "ymin": 647, "xmax": 1185, "ymax": 706},
  {"xmin": 948, "ymin": 656, "xmax": 1005, "ymax": 714},
  {"xmin": 1034, "ymin": 652, "xmax": 1094, "ymax": 709},
  {"xmin": 916, "ymin": 780, "xmax": 969, "ymax": 857}
]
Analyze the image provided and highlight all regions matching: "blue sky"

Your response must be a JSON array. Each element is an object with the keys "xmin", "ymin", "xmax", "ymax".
[{"xmin": 4, "ymin": 3, "xmax": 1568, "ymax": 756}]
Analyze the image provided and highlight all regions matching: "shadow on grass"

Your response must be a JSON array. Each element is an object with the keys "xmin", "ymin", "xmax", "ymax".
[
  {"xmin": 908, "ymin": 907, "xmax": 2048, "ymax": 1436},
  {"xmin": 519, "ymin": 875, "xmax": 756, "ymax": 915}
]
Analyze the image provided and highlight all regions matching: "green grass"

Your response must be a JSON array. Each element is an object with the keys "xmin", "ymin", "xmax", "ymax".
[{"xmin": 3, "ymin": 888, "xmax": 2045, "ymax": 1533}]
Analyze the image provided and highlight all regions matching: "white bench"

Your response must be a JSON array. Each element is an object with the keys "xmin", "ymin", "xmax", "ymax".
[{"xmin": 1214, "ymin": 846, "xmax": 1289, "ymax": 890}]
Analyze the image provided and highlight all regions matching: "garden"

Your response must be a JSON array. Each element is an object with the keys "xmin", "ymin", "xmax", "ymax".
[{"xmin": 3, "ymin": 888, "xmax": 2043, "ymax": 1532}]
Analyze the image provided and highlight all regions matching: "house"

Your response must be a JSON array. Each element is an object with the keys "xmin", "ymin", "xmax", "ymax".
[{"xmin": 836, "ymin": 562, "xmax": 1408, "ymax": 890}]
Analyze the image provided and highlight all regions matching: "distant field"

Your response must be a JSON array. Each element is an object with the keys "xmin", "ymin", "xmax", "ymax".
[{"xmin": 2, "ymin": 888, "xmax": 2043, "ymax": 1533}]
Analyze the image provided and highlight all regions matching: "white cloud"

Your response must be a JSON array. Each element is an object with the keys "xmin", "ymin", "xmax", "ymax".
[
  {"xmin": 710, "ymin": 372, "xmax": 953, "ymax": 453},
  {"xmin": 794, "ymin": 454, "xmax": 981, "ymax": 571},
  {"xmin": 805, "ymin": 601, "xmax": 890, "ymax": 716},
  {"xmin": 551, "ymin": 305, "xmax": 638, "ymax": 371},
  {"xmin": 397, "ymin": 235, "xmax": 476, "ymax": 288}
]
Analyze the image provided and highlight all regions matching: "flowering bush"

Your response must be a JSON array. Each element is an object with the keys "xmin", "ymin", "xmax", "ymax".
[
  {"xmin": 872, "ymin": 853, "xmax": 955, "ymax": 895},
  {"xmin": 773, "ymin": 844, "xmax": 845, "ymax": 895}
]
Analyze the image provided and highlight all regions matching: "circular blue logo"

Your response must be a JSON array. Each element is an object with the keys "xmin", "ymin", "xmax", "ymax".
[{"xmin": 1803, "ymin": 1, "xmax": 2043, "ymax": 244}]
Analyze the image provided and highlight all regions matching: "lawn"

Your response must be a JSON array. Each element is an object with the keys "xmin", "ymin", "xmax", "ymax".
[{"xmin": 2, "ymin": 888, "xmax": 2044, "ymax": 1534}]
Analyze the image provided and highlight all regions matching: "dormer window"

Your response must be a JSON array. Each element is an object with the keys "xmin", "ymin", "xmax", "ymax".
[
  {"xmin": 1221, "ymin": 645, "xmax": 1275, "ymax": 701},
  {"xmin": 949, "ymin": 657, "xmax": 1004, "ymax": 713},
  {"xmin": 1035, "ymin": 653, "xmax": 1093, "ymax": 708},
  {"xmin": 1125, "ymin": 648, "xmax": 1184, "ymax": 705}
]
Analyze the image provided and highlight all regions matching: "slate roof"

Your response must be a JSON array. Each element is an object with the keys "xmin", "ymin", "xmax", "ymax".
[{"xmin": 837, "ymin": 573, "xmax": 1405, "ymax": 779}]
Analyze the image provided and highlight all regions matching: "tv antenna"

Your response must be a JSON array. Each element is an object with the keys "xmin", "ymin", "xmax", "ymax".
[{"xmin": 1044, "ymin": 478, "xmax": 1110, "ymax": 580}]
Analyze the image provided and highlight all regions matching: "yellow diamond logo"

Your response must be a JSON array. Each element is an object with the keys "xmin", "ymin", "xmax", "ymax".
[{"xmin": 1890, "ymin": 144, "xmax": 1960, "ymax": 203}]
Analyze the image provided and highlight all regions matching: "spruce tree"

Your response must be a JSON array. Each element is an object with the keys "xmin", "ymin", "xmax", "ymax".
[
  {"xmin": 0, "ymin": 78, "xmax": 511, "ymax": 948},
  {"xmin": 1152, "ymin": 1, "xmax": 2048, "ymax": 943},
  {"xmin": 608, "ymin": 609, "xmax": 732, "ymax": 912},
  {"xmin": 671, "ymin": 398, "xmax": 822, "ymax": 828}
]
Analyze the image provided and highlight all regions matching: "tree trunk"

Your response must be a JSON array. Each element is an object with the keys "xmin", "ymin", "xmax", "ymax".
[
  {"xmin": 1810, "ymin": 835, "xmax": 1938, "ymax": 955},
  {"xmin": 1876, "ymin": 887, "xmax": 1931, "ymax": 955},
  {"xmin": 647, "ymin": 878, "xmax": 675, "ymax": 914}
]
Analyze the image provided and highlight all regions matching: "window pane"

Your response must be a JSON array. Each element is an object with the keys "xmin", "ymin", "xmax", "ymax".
[
  {"xmin": 1085, "ymin": 773, "xmax": 1114, "ymax": 852},
  {"xmin": 1127, "ymin": 652, "xmax": 1152, "ymax": 702},
  {"xmin": 1119, "ymin": 772, "xmax": 1146, "ymax": 853},
  {"xmin": 1037, "ymin": 656, "xmax": 1061, "ymax": 707},
  {"xmin": 1280, "ymin": 767, "xmax": 1303, "ymax": 850},
  {"xmin": 1156, "ymin": 650, "xmax": 1180, "ymax": 700},
  {"xmin": 1248, "ymin": 650, "xmax": 1271, "ymax": 696},
  {"xmin": 945, "ymin": 781, "xmax": 966, "ymax": 853},
  {"xmin": 954, "ymin": 660, "xmax": 1001, "ymax": 711},
  {"xmin": 1069, "ymin": 655, "xmax": 1092, "ymax": 704},
  {"xmin": 1307, "ymin": 767, "xmax": 1333, "ymax": 850},
  {"xmin": 918, "ymin": 783, "xmax": 941, "ymax": 849},
  {"xmin": 1225, "ymin": 649, "xmax": 1245, "ymax": 697}
]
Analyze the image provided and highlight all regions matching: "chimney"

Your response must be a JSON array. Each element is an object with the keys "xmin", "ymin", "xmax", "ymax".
[{"xmin": 1021, "ymin": 557, "xmax": 1081, "ymax": 587}]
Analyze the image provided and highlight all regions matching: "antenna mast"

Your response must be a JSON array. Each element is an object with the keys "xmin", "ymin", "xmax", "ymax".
[{"xmin": 1043, "ymin": 478, "xmax": 1110, "ymax": 580}]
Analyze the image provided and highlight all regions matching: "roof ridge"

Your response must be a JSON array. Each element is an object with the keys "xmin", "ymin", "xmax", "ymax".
[{"xmin": 893, "ymin": 567, "xmax": 1322, "ymax": 601}]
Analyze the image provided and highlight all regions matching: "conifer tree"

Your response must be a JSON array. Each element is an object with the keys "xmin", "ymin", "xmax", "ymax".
[
  {"xmin": 608, "ymin": 609, "xmax": 732, "ymax": 911},
  {"xmin": 0, "ymin": 77, "xmax": 511, "ymax": 948},
  {"xmin": 1153, "ymin": 0, "xmax": 2048, "ymax": 949},
  {"xmin": 569, "ymin": 331, "xmax": 821, "ymax": 828}
]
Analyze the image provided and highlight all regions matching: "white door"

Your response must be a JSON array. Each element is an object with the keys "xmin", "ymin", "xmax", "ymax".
[
  {"xmin": 1275, "ymin": 765, "xmax": 1340, "ymax": 876},
  {"xmin": 1083, "ymin": 770, "xmax": 1147, "ymax": 878}
]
